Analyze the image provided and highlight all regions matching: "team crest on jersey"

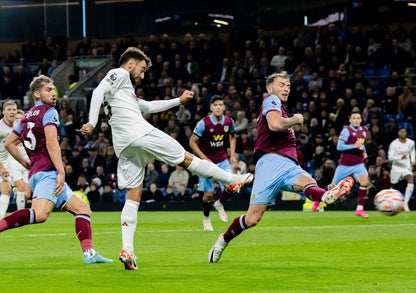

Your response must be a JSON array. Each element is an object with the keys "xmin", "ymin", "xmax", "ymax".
[
  {"xmin": 363, "ymin": 131, "xmax": 366, "ymax": 137},
  {"xmin": 110, "ymin": 72, "xmax": 117, "ymax": 81},
  {"xmin": 224, "ymin": 126, "xmax": 229, "ymax": 132},
  {"xmin": 209, "ymin": 128, "xmax": 214, "ymax": 132}
]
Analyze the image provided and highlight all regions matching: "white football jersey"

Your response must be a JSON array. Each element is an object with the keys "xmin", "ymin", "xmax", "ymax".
[
  {"xmin": 0, "ymin": 118, "xmax": 13, "ymax": 164},
  {"xmin": 388, "ymin": 138, "xmax": 415, "ymax": 170},
  {"xmin": 89, "ymin": 67, "xmax": 180, "ymax": 157}
]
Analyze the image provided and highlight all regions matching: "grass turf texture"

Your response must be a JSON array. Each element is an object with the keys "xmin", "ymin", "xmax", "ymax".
[{"xmin": 0, "ymin": 210, "xmax": 415, "ymax": 292}]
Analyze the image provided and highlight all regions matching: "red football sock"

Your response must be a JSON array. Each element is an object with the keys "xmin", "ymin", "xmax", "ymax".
[
  {"xmin": 219, "ymin": 189, "xmax": 232, "ymax": 204},
  {"xmin": 0, "ymin": 208, "xmax": 34, "ymax": 232},
  {"xmin": 303, "ymin": 183, "xmax": 326, "ymax": 201},
  {"xmin": 223, "ymin": 215, "xmax": 247, "ymax": 243},
  {"xmin": 75, "ymin": 214, "xmax": 93, "ymax": 251},
  {"xmin": 202, "ymin": 200, "xmax": 212, "ymax": 217},
  {"xmin": 357, "ymin": 186, "xmax": 367, "ymax": 206}
]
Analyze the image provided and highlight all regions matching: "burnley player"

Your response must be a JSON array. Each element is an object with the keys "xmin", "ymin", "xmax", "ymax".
[
  {"xmin": 2, "ymin": 75, "xmax": 112, "ymax": 264},
  {"xmin": 190, "ymin": 95, "xmax": 239, "ymax": 231},
  {"xmin": 208, "ymin": 72, "xmax": 354, "ymax": 262},
  {"xmin": 331, "ymin": 110, "xmax": 371, "ymax": 218}
]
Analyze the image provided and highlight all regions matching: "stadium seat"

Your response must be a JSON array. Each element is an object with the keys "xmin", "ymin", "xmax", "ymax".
[
  {"xmin": 395, "ymin": 113, "xmax": 404, "ymax": 124},
  {"xmin": 383, "ymin": 113, "xmax": 394, "ymax": 124},
  {"xmin": 362, "ymin": 68, "xmax": 376, "ymax": 78}
]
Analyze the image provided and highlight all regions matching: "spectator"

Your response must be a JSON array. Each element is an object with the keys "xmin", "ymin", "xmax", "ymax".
[
  {"xmin": 86, "ymin": 179, "xmax": 101, "ymax": 203},
  {"xmin": 164, "ymin": 117, "xmax": 181, "ymax": 137},
  {"xmin": 142, "ymin": 183, "xmax": 164, "ymax": 202},
  {"xmin": 104, "ymin": 145, "xmax": 118, "ymax": 174},
  {"xmin": 234, "ymin": 110, "xmax": 249, "ymax": 134},
  {"xmin": 88, "ymin": 147, "xmax": 106, "ymax": 173},
  {"xmin": 158, "ymin": 163, "xmax": 171, "ymax": 191},
  {"xmin": 144, "ymin": 162, "xmax": 159, "ymax": 189},
  {"xmin": 168, "ymin": 165, "xmax": 189, "ymax": 194}
]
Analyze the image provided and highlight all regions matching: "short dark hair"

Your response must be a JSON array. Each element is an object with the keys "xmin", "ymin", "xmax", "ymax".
[
  {"xmin": 210, "ymin": 95, "xmax": 224, "ymax": 105},
  {"xmin": 119, "ymin": 47, "xmax": 152, "ymax": 69}
]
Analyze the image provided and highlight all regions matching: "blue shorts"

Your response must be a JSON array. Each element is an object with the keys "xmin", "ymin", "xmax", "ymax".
[
  {"xmin": 250, "ymin": 154, "xmax": 310, "ymax": 205},
  {"xmin": 332, "ymin": 163, "xmax": 368, "ymax": 184},
  {"xmin": 29, "ymin": 170, "xmax": 74, "ymax": 209},
  {"xmin": 198, "ymin": 159, "xmax": 232, "ymax": 192}
]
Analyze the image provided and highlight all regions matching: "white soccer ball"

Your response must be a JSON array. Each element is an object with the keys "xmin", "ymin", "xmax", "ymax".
[{"xmin": 374, "ymin": 189, "xmax": 404, "ymax": 216}]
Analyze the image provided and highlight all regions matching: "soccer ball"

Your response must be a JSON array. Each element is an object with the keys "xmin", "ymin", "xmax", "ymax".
[{"xmin": 374, "ymin": 189, "xmax": 404, "ymax": 216}]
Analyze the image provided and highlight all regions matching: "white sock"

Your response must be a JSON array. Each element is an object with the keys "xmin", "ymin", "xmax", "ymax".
[
  {"xmin": 404, "ymin": 184, "xmax": 414, "ymax": 204},
  {"xmin": 15, "ymin": 191, "xmax": 26, "ymax": 210},
  {"xmin": 187, "ymin": 156, "xmax": 234, "ymax": 184},
  {"xmin": 121, "ymin": 199, "xmax": 140, "ymax": 255},
  {"xmin": 356, "ymin": 205, "xmax": 364, "ymax": 210},
  {"xmin": 0, "ymin": 194, "xmax": 10, "ymax": 219}
]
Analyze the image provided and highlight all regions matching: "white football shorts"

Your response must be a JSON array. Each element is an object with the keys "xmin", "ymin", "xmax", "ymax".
[{"xmin": 117, "ymin": 128, "xmax": 185, "ymax": 189}]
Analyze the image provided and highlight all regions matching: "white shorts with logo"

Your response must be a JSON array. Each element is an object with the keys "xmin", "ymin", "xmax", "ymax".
[
  {"xmin": 9, "ymin": 159, "xmax": 29, "ymax": 183},
  {"xmin": 117, "ymin": 128, "xmax": 185, "ymax": 189},
  {"xmin": 390, "ymin": 166, "xmax": 412, "ymax": 184}
]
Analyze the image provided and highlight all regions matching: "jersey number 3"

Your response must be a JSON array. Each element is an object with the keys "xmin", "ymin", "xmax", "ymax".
[{"xmin": 24, "ymin": 122, "xmax": 36, "ymax": 150}]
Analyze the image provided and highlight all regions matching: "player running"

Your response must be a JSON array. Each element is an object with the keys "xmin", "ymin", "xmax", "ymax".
[
  {"xmin": 388, "ymin": 127, "xmax": 415, "ymax": 212},
  {"xmin": 208, "ymin": 72, "xmax": 353, "ymax": 263},
  {"xmin": 0, "ymin": 100, "xmax": 18, "ymax": 218},
  {"xmin": 190, "ymin": 95, "xmax": 240, "ymax": 231},
  {"xmin": 329, "ymin": 110, "xmax": 371, "ymax": 218},
  {"xmin": 2, "ymin": 75, "xmax": 112, "ymax": 264},
  {"xmin": 8, "ymin": 108, "xmax": 31, "ymax": 209}
]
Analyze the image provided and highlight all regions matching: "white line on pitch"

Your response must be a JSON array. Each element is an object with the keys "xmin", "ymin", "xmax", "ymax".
[{"xmin": 0, "ymin": 224, "xmax": 415, "ymax": 238}]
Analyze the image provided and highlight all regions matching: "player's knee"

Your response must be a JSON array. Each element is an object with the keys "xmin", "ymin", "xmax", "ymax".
[
  {"xmin": 245, "ymin": 215, "xmax": 261, "ymax": 228},
  {"xmin": 34, "ymin": 213, "xmax": 49, "ymax": 223},
  {"xmin": 78, "ymin": 206, "xmax": 91, "ymax": 217}
]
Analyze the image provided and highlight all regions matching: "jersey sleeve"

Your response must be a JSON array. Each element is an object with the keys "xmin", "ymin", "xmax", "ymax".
[
  {"xmin": 193, "ymin": 119, "xmax": 205, "ymax": 137},
  {"xmin": 88, "ymin": 69, "xmax": 123, "ymax": 127},
  {"xmin": 230, "ymin": 118, "xmax": 236, "ymax": 134},
  {"xmin": 138, "ymin": 98, "xmax": 181, "ymax": 113},
  {"xmin": 13, "ymin": 121, "xmax": 21, "ymax": 135},
  {"xmin": 337, "ymin": 128, "xmax": 354, "ymax": 151},
  {"xmin": 388, "ymin": 141, "xmax": 400, "ymax": 161},
  {"xmin": 43, "ymin": 108, "xmax": 60, "ymax": 127},
  {"xmin": 262, "ymin": 95, "xmax": 282, "ymax": 117}
]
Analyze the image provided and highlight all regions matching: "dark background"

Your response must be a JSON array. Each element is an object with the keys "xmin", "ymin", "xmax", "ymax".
[{"xmin": 0, "ymin": 0, "xmax": 414, "ymax": 42}]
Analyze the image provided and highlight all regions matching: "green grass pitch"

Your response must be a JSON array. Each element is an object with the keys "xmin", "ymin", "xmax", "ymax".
[{"xmin": 0, "ymin": 210, "xmax": 415, "ymax": 292}]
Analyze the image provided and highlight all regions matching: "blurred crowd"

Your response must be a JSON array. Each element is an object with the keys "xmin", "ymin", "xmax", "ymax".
[{"xmin": 0, "ymin": 22, "xmax": 416, "ymax": 203}]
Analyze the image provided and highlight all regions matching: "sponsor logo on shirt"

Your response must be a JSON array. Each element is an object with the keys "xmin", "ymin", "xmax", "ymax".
[{"xmin": 110, "ymin": 72, "xmax": 117, "ymax": 81}]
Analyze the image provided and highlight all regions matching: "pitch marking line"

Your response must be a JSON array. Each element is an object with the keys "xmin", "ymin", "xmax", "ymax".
[{"xmin": 0, "ymin": 223, "xmax": 415, "ymax": 238}]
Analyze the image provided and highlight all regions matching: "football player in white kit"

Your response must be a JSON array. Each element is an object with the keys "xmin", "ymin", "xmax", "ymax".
[
  {"xmin": 81, "ymin": 47, "xmax": 253, "ymax": 270},
  {"xmin": 9, "ymin": 109, "xmax": 31, "ymax": 209},
  {"xmin": 0, "ymin": 100, "xmax": 17, "ymax": 218},
  {"xmin": 388, "ymin": 127, "xmax": 415, "ymax": 212}
]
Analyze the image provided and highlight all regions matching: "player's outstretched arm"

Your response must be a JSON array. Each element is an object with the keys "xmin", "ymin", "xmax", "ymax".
[
  {"xmin": 82, "ymin": 81, "xmax": 108, "ymax": 135},
  {"xmin": 80, "ymin": 122, "xmax": 94, "ymax": 135},
  {"xmin": 179, "ymin": 90, "xmax": 194, "ymax": 105}
]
